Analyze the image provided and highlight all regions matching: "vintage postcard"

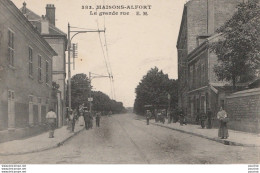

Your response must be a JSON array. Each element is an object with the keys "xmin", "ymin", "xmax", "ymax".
[{"xmin": 0, "ymin": 0, "xmax": 259, "ymax": 171}]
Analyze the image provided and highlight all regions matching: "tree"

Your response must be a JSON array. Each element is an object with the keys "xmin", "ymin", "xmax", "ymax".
[
  {"xmin": 67, "ymin": 73, "xmax": 91, "ymax": 109},
  {"xmin": 210, "ymin": 0, "xmax": 260, "ymax": 89},
  {"xmin": 91, "ymin": 91, "xmax": 126, "ymax": 114},
  {"xmin": 67, "ymin": 73, "xmax": 125, "ymax": 113},
  {"xmin": 134, "ymin": 67, "xmax": 178, "ymax": 115}
]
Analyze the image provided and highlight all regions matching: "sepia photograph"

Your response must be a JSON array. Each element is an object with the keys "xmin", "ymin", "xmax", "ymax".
[{"xmin": 0, "ymin": 0, "xmax": 259, "ymax": 171}]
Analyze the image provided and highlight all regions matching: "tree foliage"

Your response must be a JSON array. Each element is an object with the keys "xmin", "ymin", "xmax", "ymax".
[
  {"xmin": 91, "ymin": 91, "xmax": 125, "ymax": 114},
  {"xmin": 134, "ymin": 67, "xmax": 178, "ymax": 115},
  {"xmin": 67, "ymin": 73, "xmax": 91, "ymax": 109},
  {"xmin": 67, "ymin": 73, "xmax": 125, "ymax": 113},
  {"xmin": 210, "ymin": 0, "xmax": 260, "ymax": 88}
]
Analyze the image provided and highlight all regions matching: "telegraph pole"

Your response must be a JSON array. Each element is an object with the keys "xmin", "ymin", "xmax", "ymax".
[
  {"xmin": 68, "ymin": 23, "xmax": 71, "ymax": 111},
  {"xmin": 89, "ymin": 72, "xmax": 92, "ymax": 114},
  {"xmin": 67, "ymin": 24, "xmax": 105, "ymax": 113}
]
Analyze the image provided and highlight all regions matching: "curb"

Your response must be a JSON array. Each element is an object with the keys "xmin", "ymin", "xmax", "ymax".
[
  {"xmin": 0, "ymin": 127, "xmax": 85, "ymax": 156},
  {"xmin": 138, "ymin": 119, "xmax": 259, "ymax": 147}
]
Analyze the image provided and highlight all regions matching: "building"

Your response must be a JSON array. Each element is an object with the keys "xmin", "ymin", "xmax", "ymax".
[
  {"xmin": 177, "ymin": 0, "xmax": 245, "ymax": 118},
  {"xmin": 21, "ymin": 3, "xmax": 67, "ymax": 127},
  {"xmin": 186, "ymin": 34, "xmax": 235, "ymax": 121},
  {"xmin": 0, "ymin": 0, "xmax": 57, "ymax": 130}
]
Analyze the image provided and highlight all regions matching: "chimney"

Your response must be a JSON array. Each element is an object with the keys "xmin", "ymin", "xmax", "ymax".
[
  {"xmin": 41, "ymin": 15, "xmax": 49, "ymax": 34},
  {"xmin": 21, "ymin": 2, "xmax": 27, "ymax": 15},
  {"xmin": 46, "ymin": 4, "xmax": 55, "ymax": 26}
]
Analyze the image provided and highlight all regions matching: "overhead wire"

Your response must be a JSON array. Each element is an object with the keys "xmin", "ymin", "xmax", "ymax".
[
  {"xmin": 95, "ymin": 7, "xmax": 114, "ymax": 99},
  {"xmin": 103, "ymin": 0, "xmax": 116, "ymax": 100}
]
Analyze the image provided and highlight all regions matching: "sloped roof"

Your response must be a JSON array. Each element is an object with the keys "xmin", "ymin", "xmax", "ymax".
[
  {"xmin": 20, "ymin": 6, "xmax": 66, "ymax": 36},
  {"xmin": 1, "ymin": 0, "xmax": 57, "ymax": 56}
]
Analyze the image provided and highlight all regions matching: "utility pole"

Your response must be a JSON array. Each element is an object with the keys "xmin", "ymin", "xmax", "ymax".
[
  {"xmin": 68, "ymin": 23, "xmax": 71, "ymax": 111},
  {"xmin": 88, "ymin": 72, "xmax": 111, "ymax": 116},
  {"xmin": 67, "ymin": 24, "xmax": 105, "ymax": 113},
  {"xmin": 89, "ymin": 72, "xmax": 92, "ymax": 114}
]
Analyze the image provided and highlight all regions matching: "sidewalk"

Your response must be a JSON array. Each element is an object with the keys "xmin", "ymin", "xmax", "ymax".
[
  {"xmin": 136, "ymin": 116, "xmax": 260, "ymax": 147},
  {"xmin": 0, "ymin": 122, "xmax": 85, "ymax": 156}
]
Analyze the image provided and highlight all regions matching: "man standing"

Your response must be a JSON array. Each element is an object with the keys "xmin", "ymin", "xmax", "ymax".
[
  {"xmin": 83, "ymin": 108, "xmax": 90, "ymax": 130},
  {"xmin": 207, "ymin": 108, "xmax": 213, "ymax": 129},
  {"xmin": 146, "ymin": 110, "xmax": 151, "ymax": 125},
  {"xmin": 46, "ymin": 108, "xmax": 57, "ymax": 138},
  {"xmin": 96, "ymin": 112, "xmax": 101, "ymax": 127},
  {"xmin": 70, "ymin": 109, "xmax": 77, "ymax": 133},
  {"xmin": 200, "ymin": 111, "xmax": 207, "ymax": 129}
]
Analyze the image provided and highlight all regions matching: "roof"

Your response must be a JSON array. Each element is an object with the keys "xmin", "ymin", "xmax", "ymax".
[
  {"xmin": 176, "ymin": 5, "xmax": 187, "ymax": 48},
  {"xmin": 20, "ymin": 6, "xmax": 67, "ymax": 37},
  {"xmin": 187, "ymin": 33, "xmax": 222, "ymax": 62},
  {"xmin": 1, "ymin": 0, "xmax": 57, "ymax": 57}
]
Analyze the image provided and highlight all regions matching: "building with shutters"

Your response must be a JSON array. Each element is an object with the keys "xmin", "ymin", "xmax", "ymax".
[
  {"xmin": 0, "ymin": 0, "xmax": 57, "ymax": 130},
  {"xmin": 20, "ymin": 3, "xmax": 67, "ymax": 127}
]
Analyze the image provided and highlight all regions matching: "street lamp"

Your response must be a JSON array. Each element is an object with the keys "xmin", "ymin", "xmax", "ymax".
[
  {"xmin": 88, "ymin": 72, "xmax": 111, "ymax": 115},
  {"xmin": 67, "ymin": 23, "xmax": 105, "ymax": 112}
]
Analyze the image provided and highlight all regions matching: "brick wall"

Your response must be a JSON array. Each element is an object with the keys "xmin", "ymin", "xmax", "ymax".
[{"xmin": 226, "ymin": 88, "xmax": 260, "ymax": 133}]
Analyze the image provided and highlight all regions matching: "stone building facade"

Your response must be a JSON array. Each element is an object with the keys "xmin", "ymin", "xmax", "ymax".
[
  {"xmin": 21, "ymin": 3, "xmax": 67, "ymax": 127},
  {"xmin": 177, "ymin": 0, "xmax": 245, "ymax": 116},
  {"xmin": 0, "ymin": 0, "xmax": 56, "ymax": 130}
]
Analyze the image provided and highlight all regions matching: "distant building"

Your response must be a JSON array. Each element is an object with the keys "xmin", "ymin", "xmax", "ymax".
[
  {"xmin": 0, "ymin": 0, "xmax": 57, "ymax": 130},
  {"xmin": 177, "ymin": 0, "xmax": 245, "ymax": 118},
  {"xmin": 21, "ymin": 3, "xmax": 67, "ymax": 127}
]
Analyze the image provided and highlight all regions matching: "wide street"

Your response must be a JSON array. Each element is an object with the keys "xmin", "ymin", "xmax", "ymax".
[{"xmin": 0, "ymin": 113, "xmax": 259, "ymax": 164}]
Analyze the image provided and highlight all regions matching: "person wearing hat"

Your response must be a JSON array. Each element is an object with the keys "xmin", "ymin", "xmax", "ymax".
[{"xmin": 83, "ymin": 108, "xmax": 90, "ymax": 130}]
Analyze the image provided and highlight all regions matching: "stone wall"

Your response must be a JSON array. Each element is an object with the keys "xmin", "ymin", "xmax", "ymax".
[{"xmin": 226, "ymin": 88, "xmax": 260, "ymax": 133}]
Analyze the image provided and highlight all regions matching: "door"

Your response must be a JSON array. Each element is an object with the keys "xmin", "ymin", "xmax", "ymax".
[{"xmin": 8, "ymin": 90, "xmax": 15, "ymax": 129}]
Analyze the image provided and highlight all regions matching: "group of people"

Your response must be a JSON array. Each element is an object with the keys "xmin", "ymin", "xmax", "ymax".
[
  {"xmin": 75, "ymin": 107, "xmax": 102, "ymax": 130},
  {"xmin": 44, "ymin": 106, "xmax": 104, "ymax": 138},
  {"xmin": 145, "ymin": 106, "xmax": 229, "ymax": 139}
]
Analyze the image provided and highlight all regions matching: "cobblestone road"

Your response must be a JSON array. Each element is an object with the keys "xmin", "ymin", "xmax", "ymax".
[{"xmin": 0, "ymin": 113, "xmax": 259, "ymax": 164}]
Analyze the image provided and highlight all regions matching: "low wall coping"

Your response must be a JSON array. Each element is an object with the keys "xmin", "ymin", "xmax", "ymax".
[{"xmin": 226, "ymin": 88, "xmax": 260, "ymax": 99}]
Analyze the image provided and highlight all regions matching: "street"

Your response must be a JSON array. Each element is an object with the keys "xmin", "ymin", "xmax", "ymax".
[{"xmin": 0, "ymin": 113, "xmax": 259, "ymax": 164}]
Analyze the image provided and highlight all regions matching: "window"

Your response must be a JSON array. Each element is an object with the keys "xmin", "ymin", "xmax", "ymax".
[
  {"xmin": 29, "ymin": 95, "xmax": 33, "ymax": 103},
  {"xmin": 190, "ymin": 66, "xmax": 193, "ymax": 89},
  {"xmin": 8, "ymin": 30, "xmax": 14, "ymax": 66},
  {"xmin": 38, "ymin": 98, "xmax": 41, "ymax": 104},
  {"xmin": 29, "ymin": 47, "xmax": 33, "ymax": 76},
  {"xmin": 38, "ymin": 55, "xmax": 42, "ymax": 81},
  {"xmin": 201, "ymin": 64, "xmax": 205, "ymax": 85},
  {"xmin": 46, "ymin": 61, "xmax": 49, "ymax": 84},
  {"xmin": 8, "ymin": 90, "xmax": 15, "ymax": 100}
]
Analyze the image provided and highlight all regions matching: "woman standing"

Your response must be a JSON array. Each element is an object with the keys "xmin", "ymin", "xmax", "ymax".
[{"xmin": 217, "ymin": 107, "xmax": 229, "ymax": 139}]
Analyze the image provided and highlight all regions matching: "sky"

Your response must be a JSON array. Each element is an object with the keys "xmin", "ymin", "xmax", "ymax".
[{"xmin": 12, "ymin": 0, "xmax": 187, "ymax": 107}]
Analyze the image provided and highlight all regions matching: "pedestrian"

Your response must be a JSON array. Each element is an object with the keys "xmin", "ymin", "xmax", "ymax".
[
  {"xmin": 217, "ymin": 107, "xmax": 229, "ymax": 139},
  {"xmin": 146, "ymin": 110, "xmax": 151, "ymax": 125},
  {"xmin": 108, "ymin": 111, "xmax": 112, "ymax": 117},
  {"xmin": 89, "ymin": 113, "xmax": 93, "ymax": 129},
  {"xmin": 46, "ymin": 108, "xmax": 57, "ymax": 138},
  {"xmin": 70, "ymin": 109, "xmax": 77, "ymax": 133},
  {"xmin": 200, "ymin": 111, "xmax": 207, "ymax": 129},
  {"xmin": 96, "ymin": 112, "xmax": 101, "ymax": 127},
  {"xmin": 173, "ymin": 108, "xmax": 179, "ymax": 123},
  {"xmin": 207, "ymin": 108, "xmax": 212, "ymax": 129},
  {"xmin": 154, "ymin": 109, "xmax": 158, "ymax": 122},
  {"xmin": 179, "ymin": 109, "xmax": 184, "ymax": 126},
  {"xmin": 161, "ymin": 110, "xmax": 166, "ymax": 124},
  {"xmin": 83, "ymin": 108, "xmax": 90, "ymax": 130},
  {"xmin": 195, "ymin": 109, "xmax": 200, "ymax": 125}
]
